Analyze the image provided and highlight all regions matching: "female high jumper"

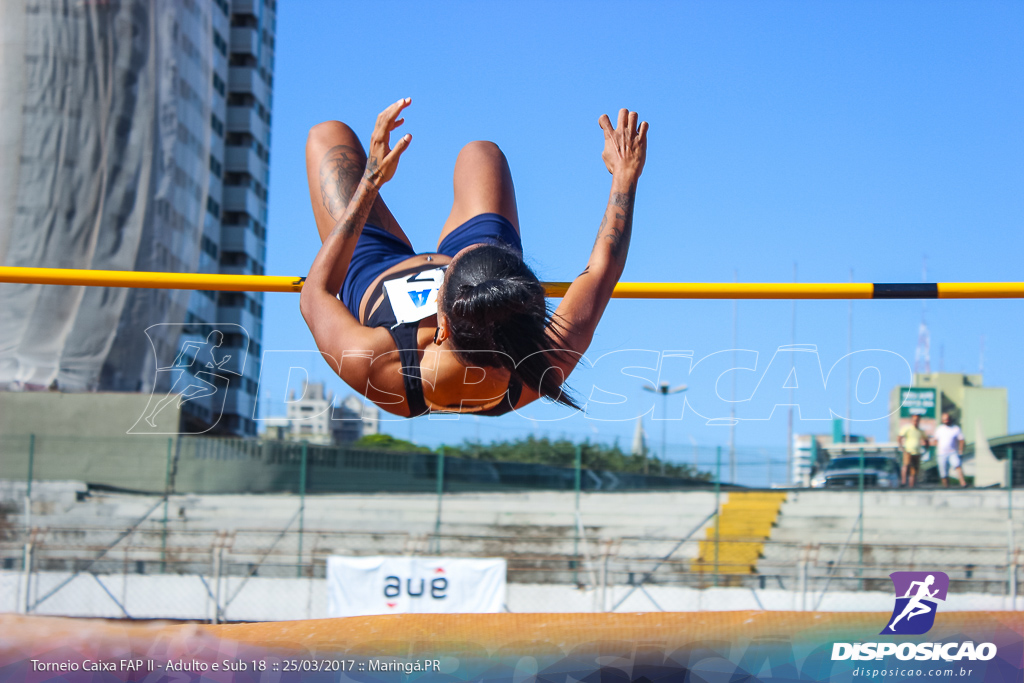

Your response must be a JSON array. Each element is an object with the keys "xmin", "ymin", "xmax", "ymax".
[{"xmin": 300, "ymin": 98, "xmax": 647, "ymax": 417}]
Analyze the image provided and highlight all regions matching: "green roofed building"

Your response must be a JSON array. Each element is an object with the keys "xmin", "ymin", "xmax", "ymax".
[{"xmin": 889, "ymin": 373, "xmax": 1008, "ymax": 448}]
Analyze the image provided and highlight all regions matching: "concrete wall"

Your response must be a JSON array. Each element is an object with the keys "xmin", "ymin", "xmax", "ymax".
[
  {"xmin": 0, "ymin": 391, "xmax": 179, "ymax": 437},
  {"xmin": 0, "ymin": 393, "xmax": 177, "ymax": 492}
]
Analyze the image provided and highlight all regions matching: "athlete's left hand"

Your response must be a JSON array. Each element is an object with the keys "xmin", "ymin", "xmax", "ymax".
[
  {"xmin": 366, "ymin": 97, "xmax": 412, "ymax": 187},
  {"xmin": 599, "ymin": 108, "xmax": 648, "ymax": 180}
]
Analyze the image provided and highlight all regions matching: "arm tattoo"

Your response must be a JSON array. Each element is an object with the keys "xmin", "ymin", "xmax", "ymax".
[
  {"xmin": 595, "ymin": 184, "xmax": 635, "ymax": 259},
  {"xmin": 319, "ymin": 145, "xmax": 365, "ymax": 219},
  {"xmin": 319, "ymin": 144, "xmax": 397, "ymax": 232},
  {"xmin": 365, "ymin": 155, "xmax": 381, "ymax": 181},
  {"xmin": 328, "ymin": 178, "xmax": 376, "ymax": 240},
  {"xmin": 592, "ymin": 214, "xmax": 607, "ymax": 250}
]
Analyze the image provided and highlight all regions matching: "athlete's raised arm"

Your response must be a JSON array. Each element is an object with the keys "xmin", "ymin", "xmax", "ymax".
[
  {"xmin": 300, "ymin": 98, "xmax": 412, "ymax": 377},
  {"xmin": 548, "ymin": 108, "xmax": 648, "ymax": 366}
]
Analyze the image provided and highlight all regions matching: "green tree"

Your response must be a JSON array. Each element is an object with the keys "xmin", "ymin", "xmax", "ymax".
[
  {"xmin": 440, "ymin": 435, "xmax": 710, "ymax": 480},
  {"xmin": 353, "ymin": 433, "xmax": 432, "ymax": 453}
]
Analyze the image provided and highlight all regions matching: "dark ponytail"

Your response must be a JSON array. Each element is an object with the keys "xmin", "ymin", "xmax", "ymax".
[{"xmin": 441, "ymin": 244, "xmax": 581, "ymax": 410}]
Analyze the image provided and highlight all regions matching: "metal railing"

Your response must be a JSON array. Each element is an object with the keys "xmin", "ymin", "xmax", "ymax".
[
  {"xmin": 3, "ymin": 520, "xmax": 1020, "ymax": 618},
  {"xmin": 0, "ymin": 434, "xmax": 714, "ymax": 496}
]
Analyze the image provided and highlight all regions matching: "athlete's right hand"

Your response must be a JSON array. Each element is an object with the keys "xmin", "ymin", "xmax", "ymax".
[
  {"xmin": 366, "ymin": 97, "xmax": 412, "ymax": 187},
  {"xmin": 599, "ymin": 108, "xmax": 648, "ymax": 180}
]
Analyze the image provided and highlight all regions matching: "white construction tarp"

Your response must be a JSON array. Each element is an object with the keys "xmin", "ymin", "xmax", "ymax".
[
  {"xmin": 0, "ymin": 1, "xmax": 212, "ymax": 391},
  {"xmin": 326, "ymin": 556, "xmax": 506, "ymax": 617}
]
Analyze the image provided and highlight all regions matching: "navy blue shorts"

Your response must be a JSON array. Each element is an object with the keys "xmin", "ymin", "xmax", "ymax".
[{"xmin": 340, "ymin": 212, "xmax": 522, "ymax": 319}]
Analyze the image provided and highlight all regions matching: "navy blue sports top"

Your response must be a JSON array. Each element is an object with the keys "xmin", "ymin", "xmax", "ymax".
[{"xmin": 342, "ymin": 213, "xmax": 524, "ymax": 417}]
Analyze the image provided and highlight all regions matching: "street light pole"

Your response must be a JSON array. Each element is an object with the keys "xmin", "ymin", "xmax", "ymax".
[
  {"xmin": 661, "ymin": 394, "xmax": 667, "ymax": 474},
  {"xmin": 643, "ymin": 382, "xmax": 687, "ymax": 474}
]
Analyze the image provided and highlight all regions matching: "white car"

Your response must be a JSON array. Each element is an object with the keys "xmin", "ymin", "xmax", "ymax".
[{"xmin": 810, "ymin": 455, "xmax": 901, "ymax": 489}]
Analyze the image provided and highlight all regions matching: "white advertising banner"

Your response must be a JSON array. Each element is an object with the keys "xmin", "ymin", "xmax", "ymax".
[{"xmin": 326, "ymin": 556, "xmax": 506, "ymax": 617}]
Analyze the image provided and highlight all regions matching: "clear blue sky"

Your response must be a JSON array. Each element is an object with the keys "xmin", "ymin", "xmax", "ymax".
[{"xmin": 257, "ymin": 1, "xmax": 1024, "ymax": 483}]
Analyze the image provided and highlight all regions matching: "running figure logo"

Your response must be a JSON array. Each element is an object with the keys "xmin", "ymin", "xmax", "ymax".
[
  {"xmin": 882, "ymin": 571, "xmax": 949, "ymax": 635},
  {"xmin": 143, "ymin": 331, "xmax": 231, "ymax": 427},
  {"xmin": 128, "ymin": 323, "xmax": 248, "ymax": 435}
]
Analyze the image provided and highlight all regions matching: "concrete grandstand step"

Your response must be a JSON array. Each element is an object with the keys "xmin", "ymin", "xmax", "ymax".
[
  {"xmin": 783, "ymin": 489, "xmax": 1021, "ymax": 511},
  {"xmin": 758, "ymin": 488, "xmax": 1020, "ymax": 577},
  {"xmin": 5, "ymin": 485, "xmax": 722, "ymax": 541},
  {"xmin": 14, "ymin": 489, "xmax": 719, "ymax": 533},
  {"xmin": 770, "ymin": 521, "xmax": 1020, "ymax": 539}
]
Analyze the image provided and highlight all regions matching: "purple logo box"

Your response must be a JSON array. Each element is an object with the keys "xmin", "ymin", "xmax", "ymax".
[{"xmin": 882, "ymin": 571, "xmax": 949, "ymax": 635}]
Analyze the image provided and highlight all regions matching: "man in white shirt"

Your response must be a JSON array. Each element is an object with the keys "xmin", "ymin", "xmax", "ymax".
[{"xmin": 932, "ymin": 412, "xmax": 966, "ymax": 488}]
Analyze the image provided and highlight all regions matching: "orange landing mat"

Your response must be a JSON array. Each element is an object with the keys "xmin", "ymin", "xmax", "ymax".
[{"xmin": 3, "ymin": 611, "xmax": 1022, "ymax": 655}]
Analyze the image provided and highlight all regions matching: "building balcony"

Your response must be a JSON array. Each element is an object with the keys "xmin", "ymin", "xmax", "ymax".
[
  {"xmin": 228, "ymin": 67, "xmax": 268, "ymax": 103},
  {"xmin": 218, "ymin": 264, "xmax": 258, "ymax": 277},
  {"xmin": 224, "ymin": 145, "xmax": 267, "ymax": 178},
  {"xmin": 216, "ymin": 304, "xmax": 261, "ymax": 334},
  {"xmin": 231, "ymin": 0, "xmax": 258, "ymax": 14},
  {"xmin": 221, "ymin": 186, "xmax": 265, "ymax": 217},
  {"xmin": 220, "ymin": 225, "xmax": 264, "ymax": 255},
  {"xmin": 187, "ymin": 292, "xmax": 217, "ymax": 323},
  {"xmin": 222, "ymin": 387, "xmax": 256, "ymax": 418},
  {"xmin": 210, "ymin": 352, "xmax": 247, "ymax": 378},
  {"xmin": 226, "ymin": 105, "xmax": 269, "ymax": 141},
  {"xmin": 230, "ymin": 27, "xmax": 259, "ymax": 56}
]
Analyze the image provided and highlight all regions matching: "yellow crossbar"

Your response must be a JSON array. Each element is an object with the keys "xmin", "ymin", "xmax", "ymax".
[
  {"xmin": 1, "ymin": 267, "xmax": 1023, "ymax": 299},
  {"xmin": 0, "ymin": 267, "xmax": 306, "ymax": 293}
]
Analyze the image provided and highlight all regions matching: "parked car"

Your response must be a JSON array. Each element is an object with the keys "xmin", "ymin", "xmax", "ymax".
[{"xmin": 810, "ymin": 455, "xmax": 901, "ymax": 488}]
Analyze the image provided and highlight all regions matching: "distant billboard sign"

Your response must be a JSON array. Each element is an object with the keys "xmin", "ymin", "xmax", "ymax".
[
  {"xmin": 899, "ymin": 387, "xmax": 937, "ymax": 419},
  {"xmin": 326, "ymin": 556, "xmax": 506, "ymax": 617}
]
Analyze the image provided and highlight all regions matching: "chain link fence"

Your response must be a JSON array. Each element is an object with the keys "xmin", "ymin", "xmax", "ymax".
[
  {"xmin": 0, "ymin": 434, "xmax": 714, "ymax": 496},
  {"xmin": 1, "ymin": 434, "xmax": 1019, "ymax": 620},
  {"xmin": 2, "ymin": 497, "xmax": 1020, "ymax": 619}
]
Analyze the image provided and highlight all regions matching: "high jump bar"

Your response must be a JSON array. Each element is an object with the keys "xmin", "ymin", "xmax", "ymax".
[{"xmin": 0, "ymin": 266, "xmax": 1022, "ymax": 299}]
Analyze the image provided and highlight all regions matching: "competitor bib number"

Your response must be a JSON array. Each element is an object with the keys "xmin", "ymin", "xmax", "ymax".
[{"xmin": 382, "ymin": 267, "xmax": 447, "ymax": 326}]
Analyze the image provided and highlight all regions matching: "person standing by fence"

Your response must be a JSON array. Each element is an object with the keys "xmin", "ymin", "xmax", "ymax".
[
  {"xmin": 898, "ymin": 414, "xmax": 927, "ymax": 488},
  {"xmin": 933, "ymin": 412, "xmax": 967, "ymax": 488}
]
